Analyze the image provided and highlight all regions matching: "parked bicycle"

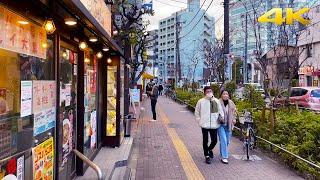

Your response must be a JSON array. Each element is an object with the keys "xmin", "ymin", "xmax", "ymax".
[{"xmin": 237, "ymin": 109, "xmax": 257, "ymax": 160}]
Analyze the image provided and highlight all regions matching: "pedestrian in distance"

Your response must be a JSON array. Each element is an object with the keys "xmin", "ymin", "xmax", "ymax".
[
  {"xmin": 146, "ymin": 80, "xmax": 154, "ymax": 98},
  {"xmin": 158, "ymin": 84, "xmax": 164, "ymax": 96},
  {"xmin": 218, "ymin": 90, "xmax": 237, "ymax": 164},
  {"xmin": 195, "ymin": 86, "xmax": 224, "ymax": 164},
  {"xmin": 149, "ymin": 79, "xmax": 159, "ymax": 121}
]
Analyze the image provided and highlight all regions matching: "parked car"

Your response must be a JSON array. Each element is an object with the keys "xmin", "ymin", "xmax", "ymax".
[{"xmin": 274, "ymin": 87, "xmax": 320, "ymax": 111}]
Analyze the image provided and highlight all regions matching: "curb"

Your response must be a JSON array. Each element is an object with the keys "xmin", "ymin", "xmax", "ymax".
[{"xmin": 109, "ymin": 137, "xmax": 134, "ymax": 180}]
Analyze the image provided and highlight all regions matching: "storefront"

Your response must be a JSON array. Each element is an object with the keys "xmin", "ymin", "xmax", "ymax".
[
  {"xmin": 299, "ymin": 66, "xmax": 320, "ymax": 87},
  {"xmin": 0, "ymin": 0, "xmax": 125, "ymax": 179}
]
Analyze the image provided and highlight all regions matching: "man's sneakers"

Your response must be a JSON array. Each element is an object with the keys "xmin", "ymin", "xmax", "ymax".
[
  {"xmin": 208, "ymin": 150, "xmax": 214, "ymax": 159},
  {"xmin": 221, "ymin": 158, "xmax": 229, "ymax": 164},
  {"xmin": 149, "ymin": 119, "xmax": 157, "ymax": 122},
  {"xmin": 205, "ymin": 156, "xmax": 211, "ymax": 164}
]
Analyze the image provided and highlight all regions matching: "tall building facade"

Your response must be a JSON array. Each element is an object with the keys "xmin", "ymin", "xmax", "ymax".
[
  {"xmin": 229, "ymin": 0, "xmax": 313, "ymax": 83},
  {"xmin": 146, "ymin": 29, "xmax": 160, "ymax": 79},
  {"xmin": 158, "ymin": 0, "xmax": 215, "ymax": 84}
]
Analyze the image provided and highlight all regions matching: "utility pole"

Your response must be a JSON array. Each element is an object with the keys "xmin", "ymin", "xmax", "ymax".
[
  {"xmin": 223, "ymin": 0, "xmax": 230, "ymax": 81},
  {"xmin": 175, "ymin": 12, "xmax": 182, "ymax": 87}
]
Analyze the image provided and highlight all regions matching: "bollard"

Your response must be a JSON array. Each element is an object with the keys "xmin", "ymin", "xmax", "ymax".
[{"xmin": 124, "ymin": 114, "xmax": 132, "ymax": 137}]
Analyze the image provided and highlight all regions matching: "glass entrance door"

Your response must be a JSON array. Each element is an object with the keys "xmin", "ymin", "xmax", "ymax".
[{"xmin": 58, "ymin": 45, "xmax": 77, "ymax": 179}]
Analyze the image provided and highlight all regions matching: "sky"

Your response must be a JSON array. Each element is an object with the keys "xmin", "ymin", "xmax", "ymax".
[{"xmin": 144, "ymin": 0, "xmax": 225, "ymax": 38}]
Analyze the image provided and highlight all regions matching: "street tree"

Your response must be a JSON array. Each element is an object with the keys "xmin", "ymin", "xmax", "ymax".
[{"xmin": 111, "ymin": 0, "xmax": 154, "ymax": 87}]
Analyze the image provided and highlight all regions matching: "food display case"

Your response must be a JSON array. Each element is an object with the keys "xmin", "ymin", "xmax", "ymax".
[
  {"xmin": 106, "ymin": 66, "xmax": 117, "ymax": 136},
  {"xmin": 102, "ymin": 55, "xmax": 124, "ymax": 147}
]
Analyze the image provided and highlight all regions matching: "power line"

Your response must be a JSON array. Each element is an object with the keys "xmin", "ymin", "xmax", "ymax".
[
  {"xmin": 153, "ymin": 0, "xmax": 185, "ymax": 8},
  {"xmin": 183, "ymin": 0, "xmax": 208, "ymax": 28}
]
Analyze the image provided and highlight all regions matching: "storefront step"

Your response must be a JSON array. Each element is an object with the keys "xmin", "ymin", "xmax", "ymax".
[{"xmin": 77, "ymin": 138, "xmax": 133, "ymax": 180}]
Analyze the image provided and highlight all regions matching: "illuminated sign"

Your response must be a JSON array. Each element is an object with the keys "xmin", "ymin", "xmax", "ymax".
[{"xmin": 258, "ymin": 8, "xmax": 310, "ymax": 26}]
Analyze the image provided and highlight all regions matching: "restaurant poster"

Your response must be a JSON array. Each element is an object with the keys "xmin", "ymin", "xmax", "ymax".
[
  {"xmin": 33, "ymin": 107, "xmax": 56, "ymax": 136},
  {"xmin": 20, "ymin": 81, "xmax": 33, "ymax": 117},
  {"xmin": 90, "ymin": 111, "xmax": 97, "ymax": 149},
  {"xmin": 32, "ymin": 137, "xmax": 54, "ymax": 180},
  {"xmin": 0, "ymin": 6, "xmax": 47, "ymax": 59},
  {"xmin": 33, "ymin": 81, "xmax": 56, "ymax": 136}
]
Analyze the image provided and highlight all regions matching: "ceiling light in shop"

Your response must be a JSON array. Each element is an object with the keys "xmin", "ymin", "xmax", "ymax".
[
  {"xmin": 102, "ymin": 47, "xmax": 109, "ymax": 52},
  {"xmin": 62, "ymin": 52, "xmax": 68, "ymax": 59},
  {"xmin": 79, "ymin": 41, "xmax": 88, "ymax": 50},
  {"xmin": 107, "ymin": 58, "xmax": 112, "ymax": 64},
  {"xmin": 65, "ymin": 18, "xmax": 77, "ymax": 26},
  {"xmin": 84, "ymin": 58, "xmax": 90, "ymax": 63},
  {"xmin": 89, "ymin": 37, "xmax": 98, "ymax": 42},
  {"xmin": 96, "ymin": 52, "xmax": 103, "ymax": 59},
  {"xmin": 43, "ymin": 19, "xmax": 56, "ymax": 34},
  {"xmin": 18, "ymin": 20, "xmax": 29, "ymax": 25}
]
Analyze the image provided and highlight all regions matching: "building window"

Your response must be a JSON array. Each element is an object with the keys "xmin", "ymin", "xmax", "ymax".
[{"xmin": 306, "ymin": 44, "xmax": 312, "ymax": 57}]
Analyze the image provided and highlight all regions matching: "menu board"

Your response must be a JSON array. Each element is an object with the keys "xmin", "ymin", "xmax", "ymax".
[
  {"xmin": 33, "ymin": 107, "xmax": 56, "ymax": 136},
  {"xmin": 130, "ymin": 89, "xmax": 140, "ymax": 103},
  {"xmin": 20, "ymin": 81, "xmax": 33, "ymax": 117},
  {"xmin": 32, "ymin": 81, "xmax": 56, "ymax": 114},
  {"xmin": 0, "ymin": 6, "xmax": 47, "ymax": 59},
  {"xmin": 32, "ymin": 137, "xmax": 54, "ymax": 180},
  {"xmin": 33, "ymin": 81, "xmax": 56, "ymax": 136}
]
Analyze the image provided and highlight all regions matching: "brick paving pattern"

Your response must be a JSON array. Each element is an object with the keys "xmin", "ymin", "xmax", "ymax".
[
  {"xmin": 131, "ymin": 97, "xmax": 303, "ymax": 180},
  {"xmin": 131, "ymin": 100, "xmax": 187, "ymax": 180}
]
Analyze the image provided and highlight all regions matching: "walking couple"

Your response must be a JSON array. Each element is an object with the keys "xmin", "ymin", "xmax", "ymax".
[{"xmin": 195, "ymin": 86, "xmax": 237, "ymax": 164}]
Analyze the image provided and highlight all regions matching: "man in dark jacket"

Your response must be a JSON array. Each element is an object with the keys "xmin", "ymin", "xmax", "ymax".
[{"xmin": 149, "ymin": 81, "xmax": 158, "ymax": 121}]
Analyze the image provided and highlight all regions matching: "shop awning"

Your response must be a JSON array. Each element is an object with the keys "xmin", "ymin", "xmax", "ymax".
[
  {"xmin": 142, "ymin": 72, "xmax": 154, "ymax": 79},
  {"xmin": 313, "ymin": 70, "xmax": 320, "ymax": 76}
]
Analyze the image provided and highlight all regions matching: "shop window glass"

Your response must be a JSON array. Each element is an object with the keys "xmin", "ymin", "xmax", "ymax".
[
  {"xmin": 106, "ymin": 66, "xmax": 117, "ymax": 137},
  {"xmin": 0, "ymin": 37, "xmax": 55, "ymax": 179},
  {"xmin": 58, "ymin": 45, "xmax": 77, "ymax": 178},
  {"xmin": 83, "ymin": 50, "xmax": 97, "ymax": 157}
]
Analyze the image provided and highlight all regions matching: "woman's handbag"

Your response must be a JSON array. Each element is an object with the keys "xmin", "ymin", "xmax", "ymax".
[{"xmin": 218, "ymin": 114, "xmax": 226, "ymax": 124}]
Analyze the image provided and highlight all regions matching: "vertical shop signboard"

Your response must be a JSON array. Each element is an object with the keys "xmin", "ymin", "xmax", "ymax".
[
  {"xmin": 32, "ymin": 137, "xmax": 54, "ymax": 180},
  {"xmin": 17, "ymin": 156, "xmax": 24, "ymax": 180},
  {"xmin": 32, "ymin": 81, "xmax": 56, "ymax": 136},
  {"xmin": 20, "ymin": 81, "xmax": 33, "ymax": 117}
]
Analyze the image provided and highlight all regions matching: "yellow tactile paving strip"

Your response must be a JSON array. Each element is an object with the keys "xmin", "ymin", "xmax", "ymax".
[{"xmin": 158, "ymin": 106, "xmax": 205, "ymax": 180}]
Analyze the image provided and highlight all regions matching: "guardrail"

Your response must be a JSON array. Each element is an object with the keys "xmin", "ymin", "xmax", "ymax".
[
  {"xmin": 73, "ymin": 149, "xmax": 105, "ymax": 180},
  {"xmin": 174, "ymin": 97, "xmax": 320, "ymax": 171},
  {"xmin": 232, "ymin": 126, "xmax": 320, "ymax": 170}
]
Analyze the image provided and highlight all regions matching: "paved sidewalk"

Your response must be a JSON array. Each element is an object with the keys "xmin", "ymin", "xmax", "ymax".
[{"xmin": 130, "ymin": 97, "xmax": 303, "ymax": 180}]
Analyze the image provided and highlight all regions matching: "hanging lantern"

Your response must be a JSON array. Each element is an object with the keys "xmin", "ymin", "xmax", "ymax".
[
  {"xmin": 79, "ymin": 41, "xmax": 88, "ymax": 51},
  {"xmin": 84, "ymin": 57, "xmax": 90, "ymax": 64},
  {"xmin": 96, "ymin": 52, "xmax": 103, "ymax": 59},
  {"xmin": 107, "ymin": 58, "xmax": 112, "ymax": 64},
  {"xmin": 43, "ymin": 19, "xmax": 56, "ymax": 34}
]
